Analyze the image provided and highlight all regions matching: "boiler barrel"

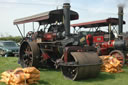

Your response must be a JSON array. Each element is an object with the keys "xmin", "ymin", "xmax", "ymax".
[{"xmin": 61, "ymin": 52, "xmax": 102, "ymax": 80}]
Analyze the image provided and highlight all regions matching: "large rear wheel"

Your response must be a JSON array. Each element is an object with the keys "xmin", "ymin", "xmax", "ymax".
[
  {"xmin": 109, "ymin": 50, "xmax": 125, "ymax": 66},
  {"xmin": 19, "ymin": 41, "xmax": 40, "ymax": 68}
]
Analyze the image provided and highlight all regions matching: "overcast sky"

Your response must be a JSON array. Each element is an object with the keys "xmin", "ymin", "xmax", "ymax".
[{"xmin": 0, "ymin": 0, "xmax": 128, "ymax": 37}]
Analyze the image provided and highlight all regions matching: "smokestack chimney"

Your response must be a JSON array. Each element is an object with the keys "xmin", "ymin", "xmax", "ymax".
[
  {"xmin": 118, "ymin": 6, "xmax": 124, "ymax": 34},
  {"xmin": 63, "ymin": 3, "xmax": 70, "ymax": 38}
]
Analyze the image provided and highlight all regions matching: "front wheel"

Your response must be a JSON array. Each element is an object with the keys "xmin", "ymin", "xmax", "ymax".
[
  {"xmin": 109, "ymin": 50, "xmax": 125, "ymax": 66},
  {"xmin": 19, "ymin": 41, "xmax": 40, "ymax": 68}
]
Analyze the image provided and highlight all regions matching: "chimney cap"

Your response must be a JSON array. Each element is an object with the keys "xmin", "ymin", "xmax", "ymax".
[{"xmin": 63, "ymin": 3, "xmax": 71, "ymax": 7}]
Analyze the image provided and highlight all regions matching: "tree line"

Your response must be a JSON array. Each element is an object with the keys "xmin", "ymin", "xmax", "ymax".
[{"xmin": 0, "ymin": 36, "xmax": 22, "ymax": 43}]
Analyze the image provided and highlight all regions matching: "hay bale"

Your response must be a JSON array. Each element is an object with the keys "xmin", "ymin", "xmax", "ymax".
[
  {"xmin": 0, "ymin": 67, "xmax": 40, "ymax": 85},
  {"xmin": 100, "ymin": 55, "xmax": 123, "ymax": 73}
]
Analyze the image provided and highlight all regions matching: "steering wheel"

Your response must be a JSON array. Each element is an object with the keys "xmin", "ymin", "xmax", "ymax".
[{"xmin": 26, "ymin": 31, "xmax": 34, "ymax": 38}]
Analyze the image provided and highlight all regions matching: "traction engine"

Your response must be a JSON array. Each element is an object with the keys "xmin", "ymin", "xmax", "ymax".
[{"xmin": 13, "ymin": 3, "xmax": 102, "ymax": 80}]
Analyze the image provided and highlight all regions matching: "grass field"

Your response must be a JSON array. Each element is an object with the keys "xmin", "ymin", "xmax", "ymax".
[{"xmin": 0, "ymin": 57, "xmax": 128, "ymax": 85}]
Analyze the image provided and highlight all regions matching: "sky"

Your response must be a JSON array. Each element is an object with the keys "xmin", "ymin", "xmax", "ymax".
[{"xmin": 0, "ymin": 0, "xmax": 128, "ymax": 37}]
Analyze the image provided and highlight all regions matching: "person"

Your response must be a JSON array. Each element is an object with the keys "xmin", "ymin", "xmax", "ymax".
[{"xmin": 86, "ymin": 34, "xmax": 93, "ymax": 46}]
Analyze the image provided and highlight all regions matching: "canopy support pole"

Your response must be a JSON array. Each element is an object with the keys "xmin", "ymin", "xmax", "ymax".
[
  {"xmin": 23, "ymin": 24, "xmax": 25, "ymax": 37},
  {"xmin": 16, "ymin": 25, "xmax": 24, "ymax": 38}
]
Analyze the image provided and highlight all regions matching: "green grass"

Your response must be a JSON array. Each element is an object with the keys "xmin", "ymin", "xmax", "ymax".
[{"xmin": 0, "ymin": 57, "xmax": 128, "ymax": 85}]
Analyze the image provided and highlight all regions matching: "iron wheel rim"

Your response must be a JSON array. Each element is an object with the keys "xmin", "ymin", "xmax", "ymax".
[{"xmin": 20, "ymin": 42, "xmax": 33, "ymax": 67}]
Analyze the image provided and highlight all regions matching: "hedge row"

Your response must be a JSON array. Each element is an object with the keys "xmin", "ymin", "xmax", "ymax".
[{"xmin": 0, "ymin": 36, "xmax": 22, "ymax": 43}]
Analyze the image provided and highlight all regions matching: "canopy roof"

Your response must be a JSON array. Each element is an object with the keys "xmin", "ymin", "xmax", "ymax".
[
  {"xmin": 13, "ymin": 9, "xmax": 79, "ymax": 25},
  {"xmin": 71, "ymin": 18, "xmax": 126, "ymax": 28}
]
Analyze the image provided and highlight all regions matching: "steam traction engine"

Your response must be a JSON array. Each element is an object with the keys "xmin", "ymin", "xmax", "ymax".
[
  {"xmin": 71, "ymin": 6, "xmax": 128, "ymax": 66},
  {"xmin": 13, "ymin": 3, "xmax": 101, "ymax": 80}
]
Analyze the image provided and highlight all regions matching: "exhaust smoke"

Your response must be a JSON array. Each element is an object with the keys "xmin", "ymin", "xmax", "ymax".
[
  {"xmin": 117, "ymin": 0, "xmax": 128, "ymax": 8},
  {"xmin": 116, "ymin": 0, "xmax": 128, "ymax": 34}
]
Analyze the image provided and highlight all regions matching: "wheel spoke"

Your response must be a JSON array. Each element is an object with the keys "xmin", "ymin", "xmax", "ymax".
[
  {"xmin": 20, "ymin": 43, "xmax": 33, "ymax": 67},
  {"xmin": 113, "ymin": 53, "xmax": 123, "ymax": 60}
]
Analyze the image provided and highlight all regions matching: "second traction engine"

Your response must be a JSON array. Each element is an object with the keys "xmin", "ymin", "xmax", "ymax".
[{"xmin": 71, "ymin": 5, "xmax": 128, "ymax": 66}]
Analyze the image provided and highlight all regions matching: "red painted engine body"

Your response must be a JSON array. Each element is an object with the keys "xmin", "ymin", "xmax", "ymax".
[{"xmin": 87, "ymin": 34, "xmax": 115, "ymax": 55}]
